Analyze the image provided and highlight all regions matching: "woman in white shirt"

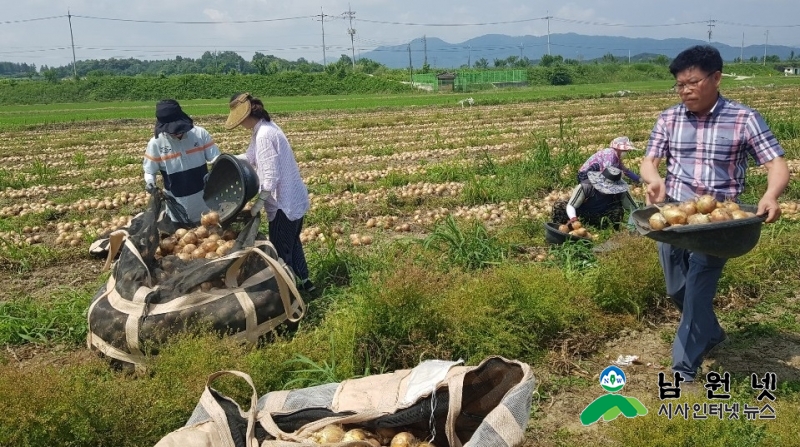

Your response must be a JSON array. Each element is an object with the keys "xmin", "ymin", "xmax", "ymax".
[{"xmin": 225, "ymin": 93, "xmax": 314, "ymax": 292}]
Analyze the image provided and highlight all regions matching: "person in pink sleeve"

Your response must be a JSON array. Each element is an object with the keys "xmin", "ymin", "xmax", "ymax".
[{"xmin": 577, "ymin": 136, "xmax": 641, "ymax": 185}]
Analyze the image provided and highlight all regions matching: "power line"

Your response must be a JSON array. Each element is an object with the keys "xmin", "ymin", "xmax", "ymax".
[
  {"xmin": 356, "ymin": 17, "xmax": 548, "ymax": 26},
  {"xmin": 69, "ymin": 14, "xmax": 315, "ymax": 24},
  {"xmin": 0, "ymin": 15, "xmax": 66, "ymax": 24}
]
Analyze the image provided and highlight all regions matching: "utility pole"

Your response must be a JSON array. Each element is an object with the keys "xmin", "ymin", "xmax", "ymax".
[
  {"xmin": 519, "ymin": 42, "xmax": 524, "ymax": 59},
  {"xmin": 67, "ymin": 10, "xmax": 78, "ymax": 79},
  {"xmin": 546, "ymin": 12, "xmax": 551, "ymax": 56},
  {"xmin": 343, "ymin": 3, "xmax": 356, "ymax": 69},
  {"xmin": 468, "ymin": 45, "xmax": 472, "ymax": 68},
  {"xmin": 316, "ymin": 7, "xmax": 330, "ymax": 66},
  {"xmin": 707, "ymin": 19, "xmax": 715, "ymax": 43},
  {"xmin": 741, "ymin": 32, "xmax": 744, "ymax": 62},
  {"xmin": 423, "ymin": 35, "xmax": 428, "ymax": 67},
  {"xmin": 408, "ymin": 43, "xmax": 413, "ymax": 86},
  {"xmin": 628, "ymin": 49, "xmax": 631, "ymax": 64},
  {"xmin": 764, "ymin": 30, "xmax": 769, "ymax": 65}
]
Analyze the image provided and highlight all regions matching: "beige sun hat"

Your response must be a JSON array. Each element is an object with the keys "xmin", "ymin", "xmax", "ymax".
[{"xmin": 225, "ymin": 93, "xmax": 251, "ymax": 129}]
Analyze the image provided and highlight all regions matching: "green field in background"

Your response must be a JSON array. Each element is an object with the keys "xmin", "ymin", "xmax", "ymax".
[{"xmin": 1, "ymin": 77, "xmax": 799, "ymax": 130}]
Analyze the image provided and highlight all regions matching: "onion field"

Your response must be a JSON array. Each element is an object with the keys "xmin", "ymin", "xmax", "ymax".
[{"xmin": 1, "ymin": 84, "xmax": 799, "ymax": 446}]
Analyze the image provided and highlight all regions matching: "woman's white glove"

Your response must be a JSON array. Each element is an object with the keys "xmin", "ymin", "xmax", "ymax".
[{"xmin": 250, "ymin": 191, "xmax": 269, "ymax": 217}]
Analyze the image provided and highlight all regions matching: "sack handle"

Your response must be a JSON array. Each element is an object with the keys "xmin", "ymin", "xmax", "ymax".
[
  {"xmin": 200, "ymin": 370, "xmax": 260, "ymax": 447},
  {"xmin": 223, "ymin": 244, "xmax": 306, "ymax": 323}
]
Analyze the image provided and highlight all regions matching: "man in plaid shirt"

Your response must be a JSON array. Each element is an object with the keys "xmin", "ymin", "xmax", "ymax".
[{"xmin": 641, "ymin": 45, "xmax": 790, "ymax": 384}]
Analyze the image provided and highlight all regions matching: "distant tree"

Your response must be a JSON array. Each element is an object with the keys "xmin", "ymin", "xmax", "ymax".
[
  {"xmin": 493, "ymin": 58, "xmax": 507, "ymax": 68},
  {"xmin": 549, "ymin": 66, "xmax": 572, "ymax": 85},
  {"xmin": 539, "ymin": 54, "xmax": 563, "ymax": 67},
  {"xmin": 733, "ymin": 57, "xmax": 742, "ymax": 63},
  {"xmin": 505, "ymin": 55, "xmax": 518, "ymax": 66},
  {"xmin": 513, "ymin": 56, "xmax": 531, "ymax": 68},
  {"xmin": 337, "ymin": 54, "xmax": 353, "ymax": 68},
  {"xmin": 473, "ymin": 58, "xmax": 489, "ymax": 69},
  {"xmin": 749, "ymin": 56, "xmax": 759, "ymax": 63},
  {"xmin": 43, "ymin": 68, "xmax": 59, "ymax": 83},
  {"xmin": 765, "ymin": 55, "xmax": 781, "ymax": 63},
  {"xmin": 601, "ymin": 53, "xmax": 618, "ymax": 64},
  {"xmin": 652, "ymin": 54, "xmax": 670, "ymax": 66},
  {"xmin": 789, "ymin": 50, "xmax": 795, "ymax": 61},
  {"xmin": 421, "ymin": 62, "xmax": 431, "ymax": 73}
]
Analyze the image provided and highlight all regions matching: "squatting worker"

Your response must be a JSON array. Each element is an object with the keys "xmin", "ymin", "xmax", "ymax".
[
  {"xmin": 552, "ymin": 166, "xmax": 638, "ymax": 230},
  {"xmin": 640, "ymin": 45, "xmax": 789, "ymax": 384},
  {"xmin": 225, "ymin": 93, "xmax": 315, "ymax": 293},
  {"xmin": 577, "ymin": 136, "xmax": 641, "ymax": 185},
  {"xmin": 142, "ymin": 99, "xmax": 220, "ymax": 224}
]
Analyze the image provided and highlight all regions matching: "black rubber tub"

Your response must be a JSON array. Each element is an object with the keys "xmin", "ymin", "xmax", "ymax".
[
  {"xmin": 203, "ymin": 154, "xmax": 260, "ymax": 224},
  {"xmin": 630, "ymin": 203, "xmax": 765, "ymax": 258},
  {"xmin": 544, "ymin": 222, "xmax": 593, "ymax": 246}
]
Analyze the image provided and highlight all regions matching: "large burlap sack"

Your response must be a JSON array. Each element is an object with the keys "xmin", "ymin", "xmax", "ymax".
[
  {"xmin": 87, "ymin": 191, "xmax": 305, "ymax": 372},
  {"xmin": 155, "ymin": 356, "xmax": 535, "ymax": 447}
]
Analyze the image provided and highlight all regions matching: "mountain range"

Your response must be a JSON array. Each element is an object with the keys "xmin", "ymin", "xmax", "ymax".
[{"xmin": 359, "ymin": 33, "xmax": 796, "ymax": 69}]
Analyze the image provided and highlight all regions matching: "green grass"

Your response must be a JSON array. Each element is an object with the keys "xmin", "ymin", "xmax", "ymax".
[{"xmin": 3, "ymin": 78, "xmax": 799, "ymax": 129}]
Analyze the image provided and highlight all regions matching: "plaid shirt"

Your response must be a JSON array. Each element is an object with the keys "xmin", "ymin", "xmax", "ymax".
[{"xmin": 645, "ymin": 95, "xmax": 784, "ymax": 202}]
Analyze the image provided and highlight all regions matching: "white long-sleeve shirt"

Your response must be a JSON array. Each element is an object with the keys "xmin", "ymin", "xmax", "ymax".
[{"xmin": 241, "ymin": 119, "xmax": 309, "ymax": 222}]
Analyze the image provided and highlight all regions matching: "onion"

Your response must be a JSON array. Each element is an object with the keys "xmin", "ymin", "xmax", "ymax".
[
  {"xmin": 200, "ymin": 281, "xmax": 213, "ymax": 292},
  {"xmin": 216, "ymin": 245, "xmax": 229, "ymax": 256},
  {"xmin": 342, "ymin": 429, "xmax": 369, "ymax": 442},
  {"xmin": 390, "ymin": 432, "xmax": 417, "ymax": 447},
  {"xmin": 558, "ymin": 224, "xmax": 570, "ymax": 233},
  {"xmin": 205, "ymin": 251, "xmax": 220, "ymax": 260},
  {"xmin": 159, "ymin": 237, "xmax": 177, "ymax": 254},
  {"xmin": 311, "ymin": 425, "xmax": 345, "ymax": 444},
  {"xmin": 649, "ymin": 213, "xmax": 668, "ymax": 230},
  {"xmin": 222, "ymin": 229, "xmax": 237, "ymax": 241},
  {"xmin": 191, "ymin": 248, "xmax": 206, "ymax": 259},
  {"xmin": 174, "ymin": 228, "xmax": 188, "ymax": 239},
  {"xmin": 201, "ymin": 240, "xmax": 219, "ymax": 253},
  {"xmin": 181, "ymin": 232, "xmax": 198, "ymax": 246},
  {"xmin": 201, "ymin": 210, "xmax": 221, "ymax": 227},
  {"xmin": 195, "ymin": 225, "xmax": 209, "ymax": 239},
  {"xmin": 710, "ymin": 208, "xmax": 733, "ymax": 222},
  {"xmin": 731, "ymin": 210, "xmax": 751, "ymax": 220},
  {"xmin": 696, "ymin": 195, "xmax": 717, "ymax": 214},
  {"xmin": 571, "ymin": 221, "xmax": 583, "ymax": 230},
  {"xmin": 176, "ymin": 252, "xmax": 191, "ymax": 261},
  {"xmin": 723, "ymin": 201, "xmax": 740, "ymax": 212},
  {"xmin": 687, "ymin": 213, "xmax": 711, "ymax": 225},
  {"xmin": 662, "ymin": 207, "xmax": 688, "ymax": 225},
  {"xmin": 207, "ymin": 234, "xmax": 221, "ymax": 243},
  {"xmin": 678, "ymin": 201, "xmax": 697, "ymax": 216},
  {"xmin": 418, "ymin": 443, "xmax": 437, "ymax": 447},
  {"xmin": 182, "ymin": 243, "xmax": 197, "ymax": 255}
]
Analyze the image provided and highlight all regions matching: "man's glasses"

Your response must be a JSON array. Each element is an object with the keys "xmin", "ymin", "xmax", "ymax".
[{"xmin": 672, "ymin": 72, "xmax": 716, "ymax": 93}]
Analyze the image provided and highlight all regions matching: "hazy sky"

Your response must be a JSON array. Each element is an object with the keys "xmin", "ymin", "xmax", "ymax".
[{"xmin": 2, "ymin": 0, "xmax": 798, "ymax": 68}]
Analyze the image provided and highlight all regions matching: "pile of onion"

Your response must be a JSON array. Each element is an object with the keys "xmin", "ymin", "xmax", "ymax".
[
  {"xmin": 556, "ymin": 221, "xmax": 597, "ymax": 240},
  {"xmin": 648, "ymin": 195, "xmax": 755, "ymax": 231}
]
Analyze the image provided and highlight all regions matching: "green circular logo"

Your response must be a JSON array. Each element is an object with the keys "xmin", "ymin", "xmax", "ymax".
[{"xmin": 599, "ymin": 366, "xmax": 626, "ymax": 393}]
